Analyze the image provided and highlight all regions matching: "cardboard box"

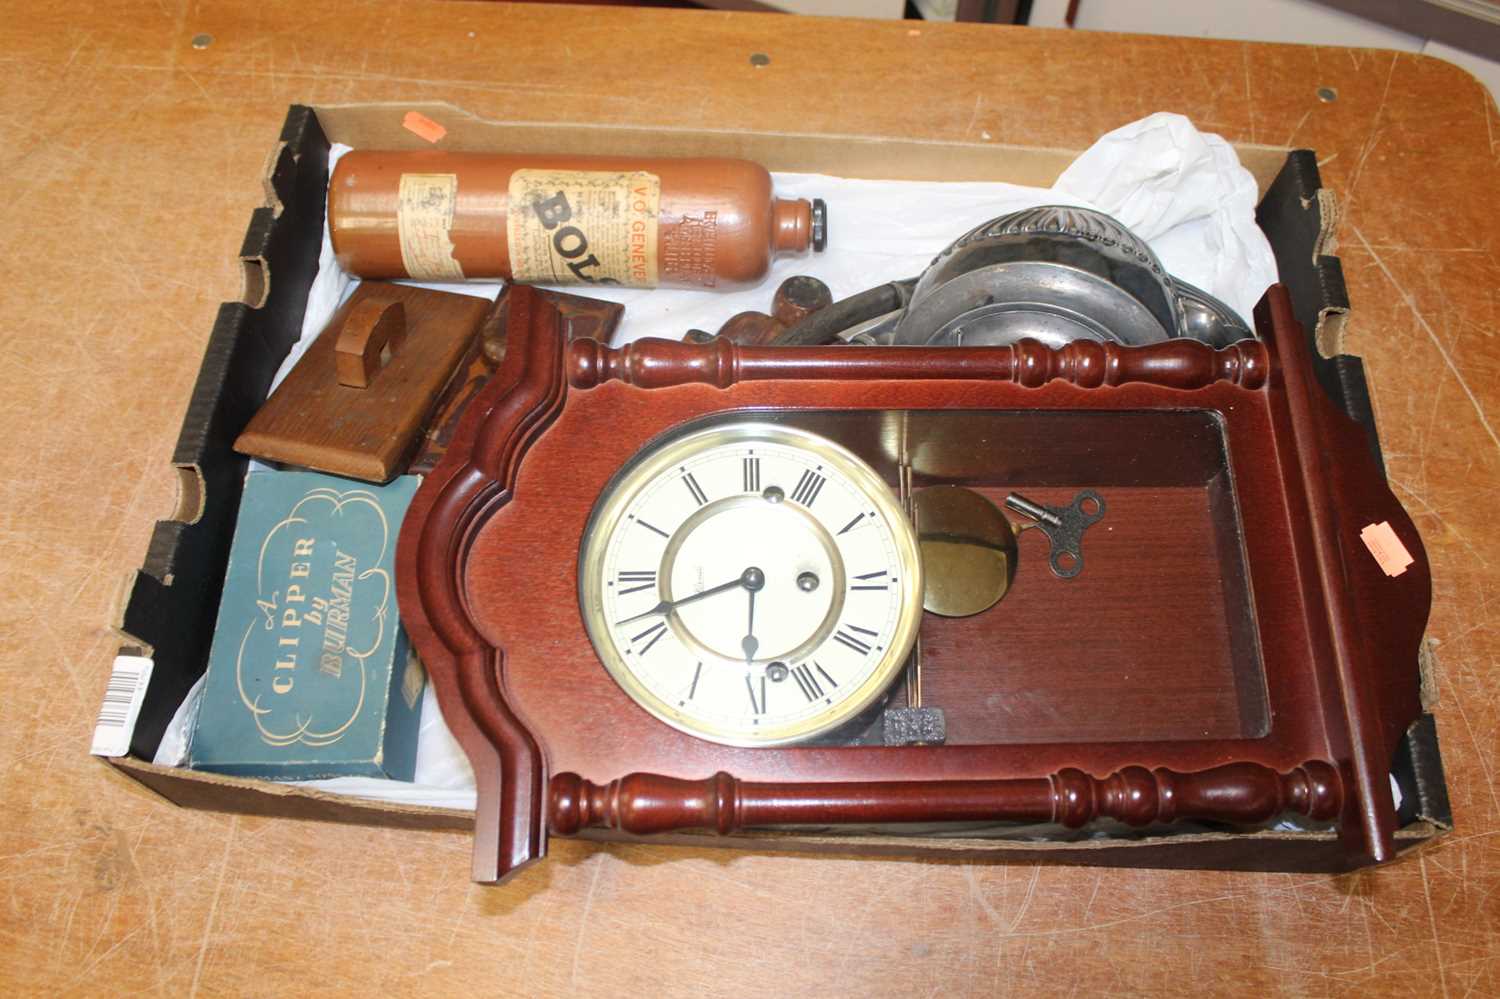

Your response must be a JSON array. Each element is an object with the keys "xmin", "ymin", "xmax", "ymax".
[{"xmin": 103, "ymin": 103, "xmax": 1450, "ymax": 873}]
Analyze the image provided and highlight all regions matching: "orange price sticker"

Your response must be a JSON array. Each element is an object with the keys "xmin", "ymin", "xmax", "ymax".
[
  {"xmin": 402, "ymin": 111, "xmax": 447, "ymax": 144},
  {"xmin": 1360, "ymin": 521, "xmax": 1414, "ymax": 578}
]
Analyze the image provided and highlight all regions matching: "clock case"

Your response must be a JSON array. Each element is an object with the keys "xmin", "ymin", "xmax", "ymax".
[{"xmin": 399, "ymin": 281, "xmax": 1433, "ymax": 883}]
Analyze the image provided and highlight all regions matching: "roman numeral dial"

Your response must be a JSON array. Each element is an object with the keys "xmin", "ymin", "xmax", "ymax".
[
  {"xmin": 792, "ymin": 662, "xmax": 837, "ymax": 703},
  {"xmin": 682, "ymin": 470, "xmax": 708, "ymax": 506},
  {"xmin": 833, "ymin": 624, "xmax": 877, "ymax": 656},
  {"xmin": 616, "ymin": 570, "xmax": 657, "ymax": 595},
  {"xmin": 630, "ymin": 621, "xmax": 668, "ymax": 655},
  {"xmin": 743, "ymin": 456, "xmax": 760, "ymax": 492},
  {"xmin": 580, "ymin": 423, "xmax": 922, "ymax": 747},
  {"xmin": 791, "ymin": 469, "xmax": 826, "ymax": 507}
]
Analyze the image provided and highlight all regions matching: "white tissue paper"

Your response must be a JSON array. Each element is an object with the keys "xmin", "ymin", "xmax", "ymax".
[
  {"xmin": 171, "ymin": 114, "xmax": 1278, "ymax": 810},
  {"xmin": 1053, "ymin": 112, "xmax": 1278, "ymax": 328}
]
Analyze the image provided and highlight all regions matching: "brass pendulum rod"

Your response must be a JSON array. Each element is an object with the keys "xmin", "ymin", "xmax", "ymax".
[{"xmin": 897, "ymin": 418, "xmax": 921, "ymax": 709}]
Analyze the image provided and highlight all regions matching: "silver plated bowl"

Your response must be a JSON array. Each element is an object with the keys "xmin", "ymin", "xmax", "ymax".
[{"xmin": 880, "ymin": 206, "xmax": 1251, "ymax": 349}]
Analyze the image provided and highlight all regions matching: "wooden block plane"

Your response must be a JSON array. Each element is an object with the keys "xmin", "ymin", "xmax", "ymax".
[{"xmin": 236, "ymin": 282, "xmax": 491, "ymax": 482}]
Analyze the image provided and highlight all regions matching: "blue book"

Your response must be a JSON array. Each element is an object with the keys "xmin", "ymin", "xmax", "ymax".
[{"xmin": 189, "ymin": 471, "xmax": 424, "ymax": 780}]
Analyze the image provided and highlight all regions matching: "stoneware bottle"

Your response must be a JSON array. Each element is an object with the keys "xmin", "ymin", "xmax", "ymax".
[{"xmin": 328, "ymin": 151, "xmax": 827, "ymax": 290}]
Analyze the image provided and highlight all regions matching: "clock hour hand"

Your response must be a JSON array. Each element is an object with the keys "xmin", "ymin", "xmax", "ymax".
[
  {"xmin": 741, "ymin": 587, "xmax": 759, "ymax": 664},
  {"xmin": 614, "ymin": 566, "xmax": 765, "ymax": 626}
]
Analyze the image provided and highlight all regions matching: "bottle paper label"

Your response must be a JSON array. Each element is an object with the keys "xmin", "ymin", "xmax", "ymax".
[
  {"xmin": 397, "ymin": 173, "xmax": 466, "ymax": 281},
  {"xmin": 507, "ymin": 169, "xmax": 660, "ymax": 287}
]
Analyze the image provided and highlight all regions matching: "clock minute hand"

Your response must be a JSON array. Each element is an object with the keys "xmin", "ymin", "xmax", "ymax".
[{"xmin": 613, "ymin": 569, "xmax": 754, "ymax": 626}]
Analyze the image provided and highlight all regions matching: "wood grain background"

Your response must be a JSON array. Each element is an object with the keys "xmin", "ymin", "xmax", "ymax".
[{"xmin": 2, "ymin": 2, "xmax": 1496, "ymax": 995}]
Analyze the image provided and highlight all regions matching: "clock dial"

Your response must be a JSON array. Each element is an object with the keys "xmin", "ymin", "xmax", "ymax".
[{"xmin": 579, "ymin": 422, "xmax": 923, "ymax": 746}]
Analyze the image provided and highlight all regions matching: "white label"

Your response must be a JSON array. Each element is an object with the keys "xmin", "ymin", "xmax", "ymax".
[
  {"xmin": 90, "ymin": 655, "xmax": 153, "ymax": 758},
  {"xmin": 396, "ymin": 173, "xmax": 466, "ymax": 281},
  {"xmin": 507, "ymin": 169, "xmax": 660, "ymax": 286}
]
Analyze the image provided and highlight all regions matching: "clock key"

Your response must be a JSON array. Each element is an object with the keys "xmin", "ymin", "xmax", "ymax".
[{"xmin": 1003, "ymin": 490, "xmax": 1106, "ymax": 579}]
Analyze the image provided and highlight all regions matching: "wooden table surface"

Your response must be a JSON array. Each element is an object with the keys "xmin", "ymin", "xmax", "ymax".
[{"xmin": 4, "ymin": 2, "xmax": 1497, "ymax": 995}]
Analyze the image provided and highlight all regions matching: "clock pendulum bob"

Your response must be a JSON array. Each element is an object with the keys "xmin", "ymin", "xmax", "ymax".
[{"xmin": 911, "ymin": 485, "xmax": 1020, "ymax": 619}]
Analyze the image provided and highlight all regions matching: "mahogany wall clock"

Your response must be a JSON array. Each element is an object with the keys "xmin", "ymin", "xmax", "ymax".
[{"xmin": 395, "ymin": 284, "xmax": 1431, "ymax": 884}]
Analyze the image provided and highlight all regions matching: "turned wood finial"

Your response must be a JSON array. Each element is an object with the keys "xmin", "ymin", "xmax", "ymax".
[
  {"xmin": 550, "ymin": 771, "xmax": 744, "ymax": 836},
  {"xmin": 568, "ymin": 336, "xmax": 1269, "ymax": 391},
  {"xmin": 570, "ymin": 336, "xmax": 739, "ymax": 390},
  {"xmin": 547, "ymin": 761, "xmax": 1342, "ymax": 837},
  {"xmin": 1051, "ymin": 760, "xmax": 1341, "ymax": 827},
  {"xmin": 1012, "ymin": 338, "xmax": 1268, "ymax": 391}
]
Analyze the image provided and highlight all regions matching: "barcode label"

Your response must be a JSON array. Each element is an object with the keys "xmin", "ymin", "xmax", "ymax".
[{"xmin": 90, "ymin": 655, "xmax": 153, "ymax": 757}]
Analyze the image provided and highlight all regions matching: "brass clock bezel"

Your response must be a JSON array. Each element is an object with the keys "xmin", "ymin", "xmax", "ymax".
[{"xmin": 578, "ymin": 420, "xmax": 924, "ymax": 747}]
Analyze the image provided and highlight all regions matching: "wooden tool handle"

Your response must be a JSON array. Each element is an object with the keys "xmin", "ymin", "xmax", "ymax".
[
  {"xmin": 548, "ymin": 760, "xmax": 1341, "ymax": 836},
  {"xmin": 335, "ymin": 297, "xmax": 406, "ymax": 388},
  {"xmin": 568, "ymin": 336, "xmax": 1269, "ymax": 391}
]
